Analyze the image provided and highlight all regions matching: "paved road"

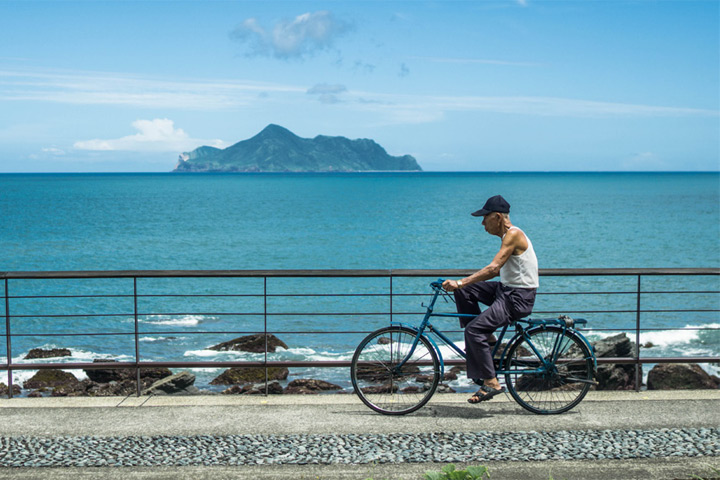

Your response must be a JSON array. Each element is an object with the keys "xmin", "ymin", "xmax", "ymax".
[{"xmin": 1, "ymin": 391, "xmax": 719, "ymax": 479}]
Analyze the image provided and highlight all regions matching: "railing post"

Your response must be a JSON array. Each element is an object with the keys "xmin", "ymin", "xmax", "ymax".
[
  {"xmin": 134, "ymin": 277, "xmax": 141, "ymax": 397},
  {"xmin": 264, "ymin": 276, "xmax": 268, "ymax": 396},
  {"xmin": 5, "ymin": 279, "xmax": 12, "ymax": 399},
  {"xmin": 389, "ymin": 274, "xmax": 393, "ymax": 327},
  {"xmin": 635, "ymin": 274, "xmax": 642, "ymax": 392}
]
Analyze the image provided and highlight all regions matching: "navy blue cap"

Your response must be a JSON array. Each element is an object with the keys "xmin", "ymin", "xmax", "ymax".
[{"xmin": 471, "ymin": 195, "xmax": 510, "ymax": 217}]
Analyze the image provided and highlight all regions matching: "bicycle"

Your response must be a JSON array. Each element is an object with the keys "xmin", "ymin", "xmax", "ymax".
[{"xmin": 350, "ymin": 279, "xmax": 597, "ymax": 415}]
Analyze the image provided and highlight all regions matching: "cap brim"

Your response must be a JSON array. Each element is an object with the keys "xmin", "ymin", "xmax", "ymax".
[{"xmin": 471, "ymin": 209, "xmax": 491, "ymax": 217}]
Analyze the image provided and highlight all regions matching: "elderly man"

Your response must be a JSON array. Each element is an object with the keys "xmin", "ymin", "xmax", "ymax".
[{"xmin": 442, "ymin": 195, "xmax": 539, "ymax": 404}]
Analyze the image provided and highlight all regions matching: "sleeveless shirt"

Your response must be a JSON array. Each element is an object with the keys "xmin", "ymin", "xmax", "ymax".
[{"xmin": 500, "ymin": 227, "xmax": 539, "ymax": 289}]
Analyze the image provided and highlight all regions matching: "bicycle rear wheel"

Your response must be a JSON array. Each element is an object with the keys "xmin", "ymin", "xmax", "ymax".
[
  {"xmin": 504, "ymin": 326, "xmax": 594, "ymax": 414},
  {"xmin": 351, "ymin": 326, "xmax": 440, "ymax": 415}
]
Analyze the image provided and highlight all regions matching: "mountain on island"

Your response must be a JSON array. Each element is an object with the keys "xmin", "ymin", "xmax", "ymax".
[{"xmin": 173, "ymin": 124, "xmax": 422, "ymax": 172}]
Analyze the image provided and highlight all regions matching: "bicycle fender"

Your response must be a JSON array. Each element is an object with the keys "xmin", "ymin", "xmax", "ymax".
[
  {"xmin": 505, "ymin": 325, "xmax": 598, "ymax": 370},
  {"xmin": 567, "ymin": 329, "xmax": 598, "ymax": 370},
  {"xmin": 390, "ymin": 322, "xmax": 445, "ymax": 377}
]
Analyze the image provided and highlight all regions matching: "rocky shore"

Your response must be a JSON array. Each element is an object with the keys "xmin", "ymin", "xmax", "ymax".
[{"xmin": 2, "ymin": 333, "xmax": 718, "ymax": 398}]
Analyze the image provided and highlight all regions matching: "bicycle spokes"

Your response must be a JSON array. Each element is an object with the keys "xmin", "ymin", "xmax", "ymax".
[
  {"xmin": 351, "ymin": 326, "xmax": 441, "ymax": 415},
  {"xmin": 503, "ymin": 327, "xmax": 594, "ymax": 414}
]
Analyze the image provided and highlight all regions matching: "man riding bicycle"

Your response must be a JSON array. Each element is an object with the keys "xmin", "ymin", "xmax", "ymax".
[{"xmin": 442, "ymin": 195, "xmax": 539, "ymax": 404}]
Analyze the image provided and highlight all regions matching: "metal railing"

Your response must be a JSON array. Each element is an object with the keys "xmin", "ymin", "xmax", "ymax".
[{"xmin": 1, "ymin": 268, "xmax": 719, "ymax": 397}]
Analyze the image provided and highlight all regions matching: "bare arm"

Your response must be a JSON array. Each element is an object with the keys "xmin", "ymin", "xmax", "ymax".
[{"xmin": 443, "ymin": 229, "xmax": 526, "ymax": 291}]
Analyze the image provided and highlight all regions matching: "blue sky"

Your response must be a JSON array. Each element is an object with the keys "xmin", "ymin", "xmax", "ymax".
[{"xmin": 0, "ymin": 0, "xmax": 718, "ymax": 172}]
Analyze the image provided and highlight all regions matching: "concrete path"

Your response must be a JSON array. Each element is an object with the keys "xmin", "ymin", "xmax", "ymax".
[{"xmin": 1, "ymin": 390, "xmax": 719, "ymax": 479}]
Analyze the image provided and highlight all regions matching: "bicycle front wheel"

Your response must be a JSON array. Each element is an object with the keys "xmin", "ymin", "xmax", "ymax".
[
  {"xmin": 504, "ymin": 326, "xmax": 594, "ymax": 414},
  {"xmin": 350, "ymin": 326, "xmax": 440, "ymax": 415}
]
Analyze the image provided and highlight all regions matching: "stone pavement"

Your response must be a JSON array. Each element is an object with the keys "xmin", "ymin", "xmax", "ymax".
[{"xmin": 1, "ymin": 390, "xmax": 719, "ymax": 479}]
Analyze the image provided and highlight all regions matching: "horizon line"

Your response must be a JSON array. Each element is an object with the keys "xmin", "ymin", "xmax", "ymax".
[{"xmin": 1, "ymin": 170, "xmax": 718, "ymax": 175}]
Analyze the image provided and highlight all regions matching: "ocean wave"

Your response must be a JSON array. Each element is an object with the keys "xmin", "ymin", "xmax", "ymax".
[
  {"xmin": 582, "ymin": 323, "xmax": 719, "ymax": 348},
  {"xmin": 182, "ymin": 347, "xmax": 354, "ymax": 362},
  {"xmin": 139, "ymin": 336, "xmax": 180, "ymax": 342},
  {"xmin": 9, "ymin": 346, "xmax": 133, "ymax": 385},
  {"xmin": 141, "ymin": 315, "xmax": 205, "ymax": 327},
  {"xmin": 183, "ymin": 349, "xmax": 247, "ymax": 358}
]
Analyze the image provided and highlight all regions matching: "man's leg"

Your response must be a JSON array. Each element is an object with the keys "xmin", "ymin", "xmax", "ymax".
[
  {"xmin": 464, "ymin": 288, "xmax": 513, "ymax": 400},
  {"xmin": 463, "ymin": 300, "xmax": 509, "ymax": 380},
  {"xmin": 453, "ymin": 281, "xmax": 499, "ymax": 327}
]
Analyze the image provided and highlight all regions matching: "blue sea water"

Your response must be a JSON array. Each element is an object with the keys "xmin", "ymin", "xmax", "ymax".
[{"xmin": 1, "ymin": 172, "xmax": 719, "ymax": 392}]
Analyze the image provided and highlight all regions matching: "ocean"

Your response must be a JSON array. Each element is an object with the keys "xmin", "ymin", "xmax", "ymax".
[{"xmin": 1, "ymin": 172, "xmax": 719, "ymax": 393}]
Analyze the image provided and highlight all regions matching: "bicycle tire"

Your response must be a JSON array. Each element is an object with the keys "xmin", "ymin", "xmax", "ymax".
[
  {"xmin": 503, "ymin": 326, "xmax": 594, "ymax": 414},
  {"xmin": 351, "ymin": 326, "xmax": 440, "ymax": 415}
]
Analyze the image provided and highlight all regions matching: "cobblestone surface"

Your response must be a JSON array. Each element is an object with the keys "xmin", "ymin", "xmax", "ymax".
[{"xmin": 1, "ymin": 428, "xmax": 718, "ymax": 467}]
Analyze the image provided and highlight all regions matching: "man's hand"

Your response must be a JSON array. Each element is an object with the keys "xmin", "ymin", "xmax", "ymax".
[{"xmin": 442, "ymin": 279, "xmax": 461, "ymax": 292}]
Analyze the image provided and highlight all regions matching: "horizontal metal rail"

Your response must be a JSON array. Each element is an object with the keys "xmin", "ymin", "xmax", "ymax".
[
  {"xmin": 2, "ymin": 267, "xmax": 719, "ymax": 279},
  {"xmin": 3, "ymin": 356, "xmax": 718, "ymax": 373},
  {"xmin": 1, "ymin": 268, "xmax": 719, "ymax": 397}
]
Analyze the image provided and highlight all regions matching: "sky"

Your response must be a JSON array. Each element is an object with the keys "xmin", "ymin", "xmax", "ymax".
[{"xmin": 0, "ymin": 0, "xmax": 718, "ymax": 172}]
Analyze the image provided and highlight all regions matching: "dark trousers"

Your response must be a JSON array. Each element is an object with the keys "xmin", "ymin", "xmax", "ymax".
[{"xmin": 454, "ymin": 282, "xmax": 537, "ymax": 380}]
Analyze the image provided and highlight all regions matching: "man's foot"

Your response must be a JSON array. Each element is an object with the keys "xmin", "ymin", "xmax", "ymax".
[{"xmin": 468, "ymin": 385, "xmax": 506, "ymax": 404}]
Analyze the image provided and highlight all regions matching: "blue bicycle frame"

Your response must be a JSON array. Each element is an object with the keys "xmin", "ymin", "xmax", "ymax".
[{"xmin": 391, "ymin": 279, "xmax": 597, "ymax": 378}]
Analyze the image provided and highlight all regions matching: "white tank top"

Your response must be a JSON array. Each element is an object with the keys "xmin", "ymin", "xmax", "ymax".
[{"xmin": 500, "ymin": 227, "xmax": 539, "ymax": 289}]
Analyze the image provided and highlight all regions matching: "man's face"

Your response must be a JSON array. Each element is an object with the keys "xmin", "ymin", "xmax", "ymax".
[{"xmin": 482, "ymin": 212, "xmax": 502, "ymax": 235}]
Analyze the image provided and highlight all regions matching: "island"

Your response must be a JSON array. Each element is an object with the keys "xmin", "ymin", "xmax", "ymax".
[{"xmin": 172, "ymin": 124, "xmax": 422, "ymax": 173}]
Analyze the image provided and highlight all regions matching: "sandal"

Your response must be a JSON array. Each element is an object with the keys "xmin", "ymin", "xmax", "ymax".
[{"xmin": 468, "ymin": 385, "xmax": 506, "ymax": 404}]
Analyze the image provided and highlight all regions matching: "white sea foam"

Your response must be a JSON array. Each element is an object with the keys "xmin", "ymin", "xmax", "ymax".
[
  {"xmin": 184, "ymin": 349, "xmax": 246, "ymax": 358},
  {"xmin": 141, "ymin": 315, "xmax": 204, "ymax": 327},
  {"xmin": 8, "ymin": 346, "xmax": 134, "ymax": 385},
  {"xmin": 139, "ymin": 336, "xmax": 179, "ymax": 342},
  {"xmin": 639, "ymin": 329, "xmax": 699, "ymax": 347},
  {"xmin": 583, "ymin": 323, "xmax": 719, "ymax": 349}
]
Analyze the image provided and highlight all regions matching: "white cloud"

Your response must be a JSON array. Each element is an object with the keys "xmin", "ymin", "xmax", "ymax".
[
  {"xmin": 0, "ymin": 68, "xmax": 303, "ymax": 110},
  {"xmin": 410, "ymin": 56, "xmax": 541, "ymax": 67},
  {"xmin": 307, "ymin": 83, "xmax": 347, "ymax": 104},
  {"xmin": 2, "ymin": 68, "xmax": 716, "ymax": 133},
  {"xmin": 231, "ymin": 11, "xmax": 350, "ymax": 59},
  {"xmin": 351, "ymin": 92, "xmax": 720, "ymax": 122},
  {"xmin": 41, "ymin": 147, "xmax": 65, "ymax": 155},
  {"xmin": 73, "ymin": 119, "xmax": 226, "ymax": 152}
]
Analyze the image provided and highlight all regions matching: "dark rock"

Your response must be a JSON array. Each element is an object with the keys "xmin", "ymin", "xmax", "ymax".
[
  {"xmin": 0, "ymin": 383, "xmax": 21, "ymax": 396},
  {"xmin": 591, "ymin": 334, "xmax": 640, "ymax": 390},
  {"xmin": 142, "ymin": 371, "xmax": 198, "ymax": 395},
  {"xmin": 355, "ymin": 364, "xmax": 420, "ymax": 382},
  {"xmin": 415, "ymin": 374, "xmax": 436, "ymax": 384},
  {"xmin": 51, "ymin": 380, "xmax": 92, "ymax": 397},
  {"xmin": 647, "ymin": 363, "xmax": 719, "ymax": 390},
  {"xmin": 436, "ymin": 384, "xmax": 456, "ymax": 393},
  {"xmin": 222, "ymin": 381, "xmax": 283, "ymax": 395},
  {"xmin": 377, "ymin": 337, "xmax": 392, "ymax": 345},
  {"xmin": 596, "ymin": 364, "xmax": 639, "ymax": 391},
  {"xmin": 23, "ymin": 370, "xmax": 79, "ymax": 390},
  {"xmin": 25, "ymin": 348, "xmax": 72, "ymax": 360},
  {"xmin": 284, "ymin": 379, "xmax": 342, "ymax": 394},
  {"xmin": 361, "ymin": 383, "xmax": 398, "ymax": 394},
  {"xmin": 209, "ymin": 334, "xmax": 288, "ymax": 353},
  {"xmin": 86, "ymin": 379, "xmax": 138, "ymax": 397},
  {"xmin": 210, "ymin": 367, "xmax": 289, "ymax": 385},
  {"xmin": 84, "ymin": 359, "xmax": 172, "ymax": 383},
  {"xmin": 593, "ymin": 334, "xmax": 635, "ymax": 358}
]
